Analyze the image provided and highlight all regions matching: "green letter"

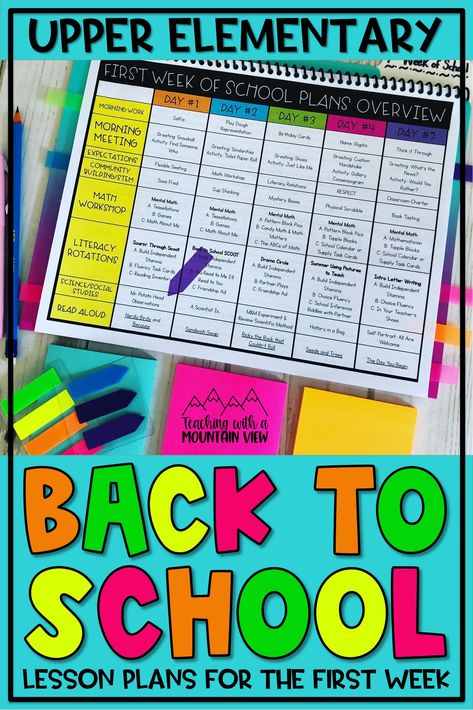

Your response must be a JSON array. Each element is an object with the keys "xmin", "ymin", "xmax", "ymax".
[
  {"xmin": 237, "ymin": 568, "xmax": 309, "ymax": 658},
  {"xmin": 83, "ymin": 464, "xmax": 148, "ymax": 556},
  {"xmin": 377, "ymin": 467, "xmax": 446, "ymax": 553}
]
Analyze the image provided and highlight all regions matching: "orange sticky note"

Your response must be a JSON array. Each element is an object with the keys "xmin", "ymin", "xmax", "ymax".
[
  {"xmin": 435, "ymin": 323, "xmax": 471, "ymax": 348},
  {"xmin": 293, "ymin": 388, "xmax": 417, "ymax": 455},
  {"xmin": 24, "ymin": 413, "xmax": 86, "ymax": 455}
]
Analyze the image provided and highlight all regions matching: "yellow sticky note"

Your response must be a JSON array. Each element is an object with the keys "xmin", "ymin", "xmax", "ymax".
[
  {"xmin": 14, "ymin": 390, "xmax": 75, "ymax": 441},
  {"xmin": 293, "ymin": 388, "xmax": 417, "ymax": 455}
]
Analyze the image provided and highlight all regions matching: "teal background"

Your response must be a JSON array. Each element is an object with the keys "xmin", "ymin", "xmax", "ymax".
[
  {"xmin": 0, "ymin": 0, "xmax": 472, "ymax": 60},
  {"xmin": 0, "ymin": 3, "xmax": 471, "ymax": 706},
  {"xmin": 0, "ymin": 455, "xmax": 470, "ymax": 707}
]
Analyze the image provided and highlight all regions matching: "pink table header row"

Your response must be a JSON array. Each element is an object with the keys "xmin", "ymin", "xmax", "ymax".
[{"xmin": 326, "ymin": 115, "xmax": 386, "ymax": 138}]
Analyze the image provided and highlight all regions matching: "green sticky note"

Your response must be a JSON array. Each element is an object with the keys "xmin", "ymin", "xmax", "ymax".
[
  {"xmin": 1, "ymin": 368, "xmax": 62, "ymax": 416},
  {"xmin": 46, "ymin": 87, "xmax": 83, "ymax": 111},
  {"xmin": 268, "ymin": 106, "xmax": 327, "ymax": 129}
]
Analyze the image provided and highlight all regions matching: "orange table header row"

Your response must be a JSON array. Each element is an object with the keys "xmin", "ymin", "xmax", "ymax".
[{"xmin": 153, "ymin": 90, "xmax": 211, "ymax": 113}]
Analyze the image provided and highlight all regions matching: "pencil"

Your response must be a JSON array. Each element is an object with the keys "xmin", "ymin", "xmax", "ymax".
[
  {"xmin": 0, "ymin": 153, "xmax": 5, "ymax": 338},
  {"xmin": 5, "ymin": 107, "xmax": 22, "ymax": 359}
]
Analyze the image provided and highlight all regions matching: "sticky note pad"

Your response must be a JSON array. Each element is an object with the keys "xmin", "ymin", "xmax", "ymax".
[
  {"xmin": 162, "ymin": 364, "xmax": 287, "ymax": 454},
  {"xmin": 294, "ymin": 388, "xmax": 417, "ymax": 455},
  {"xmin": 45, "ymin": 344, "xmax": 158, "ymax": 456}
]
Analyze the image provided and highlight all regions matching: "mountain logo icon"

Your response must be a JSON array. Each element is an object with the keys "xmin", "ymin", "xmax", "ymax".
[
  {"xmin": 203, "ymin": 387, "xmax": 225, "ymax": 414},
  {"xmin": 182, "ymin": 387, "xmax": 267, "ymax": 417},
  {"xmin": 204, "ymin": 387, "xmax": 224, "ymax": 405},
  {"xmin": 222, "ymin": 395, "xmax": 243, "ymax": 413},
  {"xmin": 242, "ymin": 387, "xmax": 268, "ymax": 415},
  {"xmin": 182, "ymin": 395, "xmax": 205, "ymax": 415}
]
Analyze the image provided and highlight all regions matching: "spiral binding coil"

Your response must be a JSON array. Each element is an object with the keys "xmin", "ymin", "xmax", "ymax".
[{"xmin": 180, "ymin": 59, "xmax": 469, "ymax": 100}]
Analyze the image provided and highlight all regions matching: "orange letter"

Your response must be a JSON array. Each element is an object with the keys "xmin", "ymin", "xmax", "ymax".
[
  {"xmin": 167, "ymin": 567, "xmax": 232, "ymax": 658},
  {"xmin": 315, "ymin": 466, "xmax": 375, "ymax": 554},
  {"xmin": 25, "ymin": 467, "xmax": 80, "ymax": 553}
]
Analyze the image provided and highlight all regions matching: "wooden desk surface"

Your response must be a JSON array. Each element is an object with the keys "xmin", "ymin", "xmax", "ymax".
[{"xmin": 0, "ymin": 60, "xmax": 471, "ymax": 454}]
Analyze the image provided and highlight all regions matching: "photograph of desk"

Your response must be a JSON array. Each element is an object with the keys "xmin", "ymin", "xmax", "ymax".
[{"xmin": 0, "ymin": 59, "xmax": 471, "ymax": 454}]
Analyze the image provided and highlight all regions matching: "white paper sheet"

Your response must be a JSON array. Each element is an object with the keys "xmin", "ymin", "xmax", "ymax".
[{"xmin": 36, "ymin": 60, "xmax": 460, "ymax": 396}]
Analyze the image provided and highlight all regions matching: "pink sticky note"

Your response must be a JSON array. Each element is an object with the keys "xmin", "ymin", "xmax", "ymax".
[
  {"xmin": 162, "ymin": 365, "xmax": 287, "ymax": 455},
  {"xmin": 61, "ymin": 440, "xmax": 103, "ymax": 455},
  {"xmin": 440, "ymin": 284, "xmax": 473, "ymax": 307},
  {"xmin": 430, "ymin": 363, "xmax": 459, "ymax": 385},
  {"xmin": 19, "ymin": 282, "xmax": 42, "ymax": 304}
]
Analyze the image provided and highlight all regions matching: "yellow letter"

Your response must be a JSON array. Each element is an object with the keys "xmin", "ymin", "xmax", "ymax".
[
  {"xmin": 148, "ymin": 465, "xmax": 209, "ymax": 553},
  {"xmin": 315, "ymin": 568, "xmax": 387, "ymax": 658},
  {"xmin": 25, "ymin": 567, "xmax": 93, "ymax": 659}
]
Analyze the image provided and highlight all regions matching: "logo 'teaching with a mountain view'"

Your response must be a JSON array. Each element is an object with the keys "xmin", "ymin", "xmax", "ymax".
[{"xmin": 182, "ymin": 387, "xmax": 268, "ymax": 417}]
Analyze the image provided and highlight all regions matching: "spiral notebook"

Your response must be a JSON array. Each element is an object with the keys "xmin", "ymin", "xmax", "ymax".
[{"xmin": 36, "ymin": 60, "xmax": 461, "ymax": 397}]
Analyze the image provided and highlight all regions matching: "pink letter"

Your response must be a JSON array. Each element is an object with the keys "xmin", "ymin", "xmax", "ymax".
[
  {"xmin": 98, "ymin": 566, "xmax": 162, "ymax": 659},
  {"xmin": 215, "ymin": 467, "xmax": 276, "ymax": 552},
  {"xmin": 392, "ymin": 567, "xmax": 446, "ymax": 658}
]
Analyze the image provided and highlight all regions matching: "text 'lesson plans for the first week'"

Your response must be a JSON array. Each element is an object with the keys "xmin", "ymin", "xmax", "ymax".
[{"xmin": 36, "ymin": 61, "xmax": 460, "ymax": 396}]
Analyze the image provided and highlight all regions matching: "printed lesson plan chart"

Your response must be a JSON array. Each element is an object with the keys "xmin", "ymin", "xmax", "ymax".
[{"xmin": 39, "ymin": 61, "xmax": 458, "ymax": 396}]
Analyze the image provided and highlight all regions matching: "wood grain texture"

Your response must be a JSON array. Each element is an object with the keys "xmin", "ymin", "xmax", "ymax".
[{"xmin": 0, "ymin": 59, "xmax": 471, "ymax": 454}]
